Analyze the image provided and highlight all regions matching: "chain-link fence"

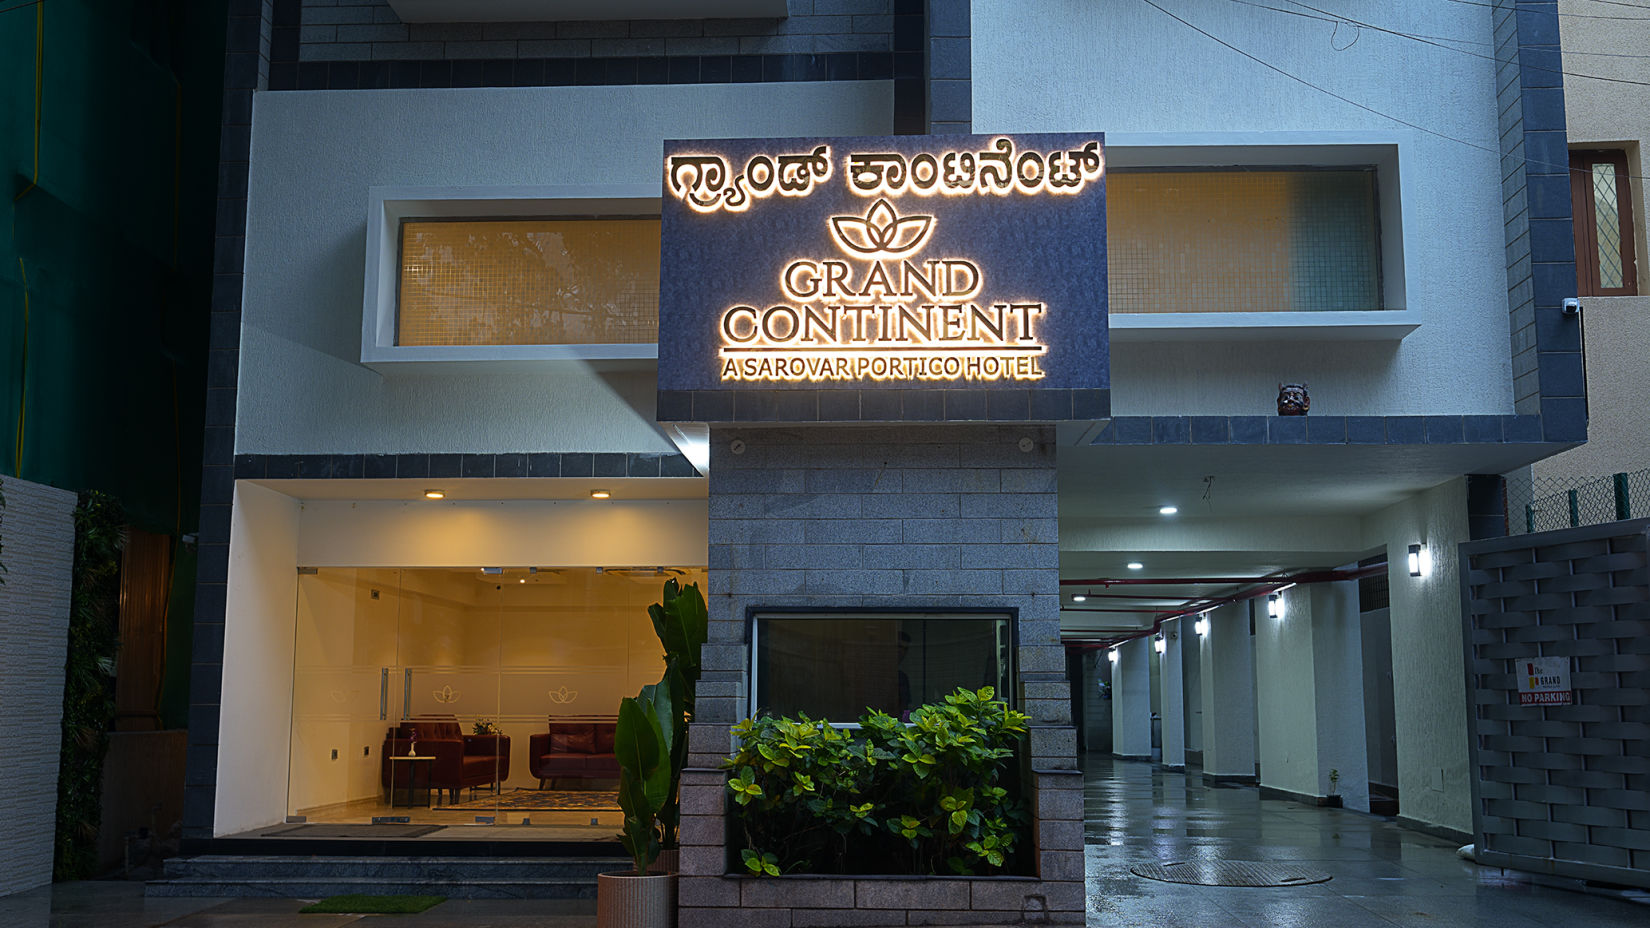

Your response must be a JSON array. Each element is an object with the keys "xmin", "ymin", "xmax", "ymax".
[{"xmin": 1504, "ymin": 466, "xmax": 1650, "ymax": 535}]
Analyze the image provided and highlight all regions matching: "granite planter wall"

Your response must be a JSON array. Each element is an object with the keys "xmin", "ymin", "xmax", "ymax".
[{"xmin": 676, "ymin": 425, "xmax": 1084, "ymax": 926}]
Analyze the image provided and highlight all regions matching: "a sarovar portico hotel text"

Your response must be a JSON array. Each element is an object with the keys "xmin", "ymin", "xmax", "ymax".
[{"xmin": 664, "ymin": 137, "xmax": 1104, "ymax": 384}]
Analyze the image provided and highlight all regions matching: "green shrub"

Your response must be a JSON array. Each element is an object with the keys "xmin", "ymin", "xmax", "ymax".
[{"xmin": 725, "ymin": 686, "xmax": 1029, "ymax": 877}]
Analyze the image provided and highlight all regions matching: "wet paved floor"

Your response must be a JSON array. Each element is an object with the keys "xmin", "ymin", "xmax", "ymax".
[
  {"xmin": 5, "ymin": 755, "xmax": 1647, "ymax": 926},
  {"xmin": 1083, "ymin": 753, "xmax": 1649, "ymax": 927}
]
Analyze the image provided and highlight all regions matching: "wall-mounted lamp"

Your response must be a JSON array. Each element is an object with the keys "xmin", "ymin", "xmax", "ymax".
[
  {"xmin": 1267, "ymin": 593, "xmax": 1284, "ymax": 619},
  {"xmin": 1194, "ymin": 616, "xmax": 1209, "ymax": 636},
  {"xmin": 1408, "ymin": 542, "xmax": 1431, "ymax": 578},
  {"xmin": 1107, "ymin": 649, "xmax": 1118, "ymax": 663},
  {"xmin": 1154, "ymin": 636, "xmax": 1165, "ymax": 654}
]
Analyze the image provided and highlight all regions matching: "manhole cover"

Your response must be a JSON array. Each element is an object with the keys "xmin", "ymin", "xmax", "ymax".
[{"xmin": 1130, "ymin": 861, "xmax": 1333, "ymax": 887}]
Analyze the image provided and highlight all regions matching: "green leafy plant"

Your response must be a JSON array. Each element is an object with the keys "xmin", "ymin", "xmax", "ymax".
[
  {"xmin": 648, "ymin": 578, "xmax": 707, "ymax": 850},
  {"xmin": 472, "ymin": 718, "xmax": 501, "ymax": 736},
  {"xmin": 725, "ymin": 687, "xmax": 1029, "ymax": 877},
  {"xmin": 54, "ymin": 492, "xmax": 125, "ymax": 880}
]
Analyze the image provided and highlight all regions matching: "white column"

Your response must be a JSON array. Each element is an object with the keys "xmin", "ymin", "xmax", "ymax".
[
  {"xmin": 1198, "ymin": 601, "xmax": 1256, "ymax": 781},
  {"xmin": 1310, "ymin": 580, "xmax": 1370, "ymax": 812},
  {"xmin": 1158, "ymin": 619, "xmax": 1186, "ymax": 771},
  {"xmin": 1111, "ymin": 636, "xmax": 1152, "ymax": 759}
]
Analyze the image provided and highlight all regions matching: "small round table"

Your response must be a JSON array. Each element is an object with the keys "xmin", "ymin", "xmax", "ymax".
[{"xmin": 388, "ymin": 755, "xmax": 436, "ymax": 808}]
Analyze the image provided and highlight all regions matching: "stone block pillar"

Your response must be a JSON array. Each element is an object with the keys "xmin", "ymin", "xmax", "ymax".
[{"xmin": 676, "ymin": 425, "xmax": 1083, "ymax": 926}]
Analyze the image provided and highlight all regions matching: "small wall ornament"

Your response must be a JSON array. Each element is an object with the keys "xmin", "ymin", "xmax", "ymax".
[
  {"xmin": 1277, "ymin": 383, "xmax": 1310, "ymax": 416},
  {"xmin": 432, "ymin": 684, "xmax": 460, "ymax": 704},
  {"xmin": 547, "ymin": 685, "xmax": 579, "ymax": 705}
]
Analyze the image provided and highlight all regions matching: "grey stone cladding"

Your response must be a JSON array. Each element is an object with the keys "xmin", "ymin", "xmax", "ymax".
[{"xmin": 677, "ymin": 424, "xmax": 1082, "ymax": 925}]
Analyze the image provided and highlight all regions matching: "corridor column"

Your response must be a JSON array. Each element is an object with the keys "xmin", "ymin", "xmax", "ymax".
[
  {"xmin": 1158, "ymin": 619, "xmax": 1186, "ymax": 771},
  {"xmin": 1198, "ymin": 601, "xmax": 1256, "ymax": 784},
  {"xmin": 1111, "ymin": 636, "xmax": 1152, "ymax": 760}
]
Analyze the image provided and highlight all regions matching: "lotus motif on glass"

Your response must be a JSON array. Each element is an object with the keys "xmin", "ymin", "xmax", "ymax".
[
  {"xmin": 547, "ymin": 685, "xmax": 579, "ymax": 704},
  {"xmin": 830, "ymin": 198, "xmax": 934, "ymax": 259},
  {"xmin": 432, "ymin": 684, "xmax": 460, "ymax": 704}
]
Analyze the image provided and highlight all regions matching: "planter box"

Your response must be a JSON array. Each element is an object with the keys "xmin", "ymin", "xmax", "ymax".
[{"xmin": 679, "ymin": 873, "xmax": 1082, "ymax": 927}]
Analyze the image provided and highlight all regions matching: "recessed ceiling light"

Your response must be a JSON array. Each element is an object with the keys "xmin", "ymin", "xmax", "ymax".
[
  {"xmin": 1159, "ymin": 505, "xmax": 1178, "ymax": 515},
  {"xmin": 1127, "ymin": 562, "xmax": 1144, "ymax": 571},
  {"xmin": 519, "ymin": 578, "xmax": 526, "ymax": 583},
  {"xmin": 423, "ymin": 489, "xmax": 445, "ymax": 500},
  {"xmin": 1072, "ymin": 594, "xmax": 1088, "ymax": 603},
  {"xmin": 590, "ymin": 489, "xmax": 611, "ymax": 499}
]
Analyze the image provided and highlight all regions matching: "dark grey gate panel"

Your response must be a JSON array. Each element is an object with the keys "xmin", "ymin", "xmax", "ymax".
[{"xmin": 1460, "ymin": 518, "xmax": 1650, "ymax": 889}]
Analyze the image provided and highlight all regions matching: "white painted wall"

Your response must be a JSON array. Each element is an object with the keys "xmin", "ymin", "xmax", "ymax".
[
  {"xmin": 1182, "ymin": 623, "xmax": 1202, "ymax": 757},
  {"xmin": 239, "ymin": 81, "xmax": 893, "ymax": 456},
  {"xmin": 1158, "ymin": 619, "xmax": 1185, "ymax": 769},
  {"xmin": 972, "ymin": 0, "xmax": 1513, "ymax": 417},
  {"xmin": 1198, "ymin": 600, "xmax": 1256, "ymax": 779},
  {"xmin": 217, "ymin": 482, "xmax": 303, "ymax": 836},
  {"xmin": 0, "ymin": 477, "xmax": 76, "ymax": 896},
  {"xmin": 1254, "ymin": 585, "xmax": 1320, "ymax": 798},
  {"xmin": 1310, "ymin": 580, "xmax": 1370, "ymax": 812},
  {"xmin": 1360, "ymin": 478, "xmax": 1472, "ymax": 834},
  {"xmin": 1111, "ymin": 637, "xmax": 1152, "ymax": 758}
]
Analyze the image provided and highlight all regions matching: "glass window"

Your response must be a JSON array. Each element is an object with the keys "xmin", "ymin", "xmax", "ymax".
[
  {"xmin": 397, "ymin": 217, "xmax": 661, "ymax": 347},
  {"xmin": 752, "ymin": 613, "xmax": 1013, "ymax": 721},
  {"xmin": 1108, "ymin": 169, "xmax": 1382, "ymax": 314},
  {"xmin": 1570, "ymin": 150, "xmax": 1639, "ymax": 297}
]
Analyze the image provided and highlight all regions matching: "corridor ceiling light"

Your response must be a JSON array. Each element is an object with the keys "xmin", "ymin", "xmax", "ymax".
[
  {"xmin": 1194, "ymin": 617, "xmax": 1209, "ymax": 636},
  {"xmin": 1408, "ymin": 543, "xmax": 1431, "ymax": 578},
  {"xmin": 1108, "ymin": 649, "xmax": 1118, "ymax": 663},
  {"xmin": 1127, "ymin": 562, "xmax": 1144, "ymax": 571},
  {"xmin": 423, "ymin": 489, "xmax": 445, "ymax": 499},
  {"xmin": 1072, "ymin": 593, "xmax": 1088, "ymax": 603},
  {"xmin": 1268, "ymin": 593, "xmax": 1284, "ymax": 619},
  {"xmin": 590, "ymin": 489, "xmax": 611, "ymax": 499},
  {"xmin": 1159, "ymin": 505, "xmax": 1178, "ymax": 515}
]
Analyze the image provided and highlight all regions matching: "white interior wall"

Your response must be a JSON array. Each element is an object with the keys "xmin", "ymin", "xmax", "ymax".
[
  {"xmin": 1360, "ymin": 478, "xmax": 1473, "ymax": 834},
  {"xmin": 239, "ymin": 81, "xmax": 893, "ymax": 456},
  {"xmin": 1310, "ymin": 580, "xmax": 1370, "ymax": 812},
  {"xmin": 1112, "ymin": 637, "xmax": 1152, "ymax": 759},
  {"xmin": 1360, "ymin": 606, "xmax": 1399, "ymax": 789},
  {"xmin": 1158, "ymin": 618, "xmax": 1186, "ymax": 769},
  {"xmin": 217, "ymin": 483, "xmax": 303, "ymax": 836},
  {"xmin": 972, "ymin": 0, "xmax": 1512, "ymax": 418},
  {"xmin": 1182, "ymin": 623, "xmax": 1203, "ymax": 757}
]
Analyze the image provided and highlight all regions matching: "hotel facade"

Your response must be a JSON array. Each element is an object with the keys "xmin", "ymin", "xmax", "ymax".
[{"xmin": 182, "ymin": 0, "xmax": 1601, "ymax": 916}]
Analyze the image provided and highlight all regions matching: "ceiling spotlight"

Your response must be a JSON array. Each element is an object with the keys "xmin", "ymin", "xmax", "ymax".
[
  {"xmin": 518, "ymin": 578, "xmax": 526, "ymax": 584},
  {"xmin": 590, "ymin": 489, "xmax": 611, "ymax": 499},
  {"xmin": 1127, "ymin": 562, "xmax": 1144, "ymax": 571},
  {"xmin": 423, "ymin": 489, "xmax": 445, "ymax": 500},
  {"xmin": 1072, "ymin": 593, "xmax": 1088, "ymax": 603},
  {"xmin": 1159, "ymin": 505, "xmax": 1178, "ymax": 516},
  {"xmin": 1268, "ymin": 593, "xmax": 1284, "ymax": 620}
]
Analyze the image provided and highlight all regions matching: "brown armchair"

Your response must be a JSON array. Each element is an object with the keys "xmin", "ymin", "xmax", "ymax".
[{"xmin": 380, "ymin": 715, "xmax": 511, "ymax": 802}]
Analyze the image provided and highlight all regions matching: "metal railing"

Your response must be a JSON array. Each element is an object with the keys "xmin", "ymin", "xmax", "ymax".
[{"xmin": 1505, "ymin": 466, "xmax": 1650, "ymax": 535}]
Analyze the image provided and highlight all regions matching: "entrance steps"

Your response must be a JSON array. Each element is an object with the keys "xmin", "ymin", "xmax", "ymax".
[{"xmin": 147, "ymin": 855, "xmax": 618, "ymax": 898}]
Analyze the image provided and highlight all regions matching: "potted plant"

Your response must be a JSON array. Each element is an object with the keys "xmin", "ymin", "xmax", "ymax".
[
  {"xmin": 596, "ymin": 580, "xmax": 706, "ymax": 927},
  {"xmin": 1322, "ymin": 769, "xmax": 1343, "ymax": 808}
]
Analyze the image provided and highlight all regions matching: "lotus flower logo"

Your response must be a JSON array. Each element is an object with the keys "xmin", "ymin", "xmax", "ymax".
[
  {"xmin": 547, "ymin": 685, "xmax": 579, "ymax": 705},
  {"xmin": 432, "ymin": 685, "xmax": 460, "ymax": 704},
  {"xmin": 830, "ymin": 198, "xmax": 935, "ymax": 259}
]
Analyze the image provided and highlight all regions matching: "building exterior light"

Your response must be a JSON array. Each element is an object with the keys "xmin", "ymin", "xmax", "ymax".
[
  {"xmin": 1408, "ymin": 543, "xmax": 1431, "ymax": 577},
  {"xmin": 423, "ymin": 489, "xmax": 445, "ymax": 499},
  {"xmin": 1127, "ymin": 562, "xmax": 1144, "ymax": 571},
  {"xmin": 1072, "ymin": 593, "xmax": 1087, "ymax": 603},
  {"xmin": 1154, "ymin": 637, "xmax": 1165, "ymax": 654},
  {"xmin": 1268, "ymin": 593, "xmax": 1283, "ymax": 619},
  {"xmin": 1107, "ymin": 649, "xmax": 1118, "ymax": 663},
  {"xmin": 1159, "ymin": 505, "xmax": 1178, "ymax": 515},
  {"xmin": 1194, "ymin": 617, "xmax": 1208, "ymax": 636},
  {"xmin": 591, "ymin": 489, "xmax": 611, "ymax": 499}
]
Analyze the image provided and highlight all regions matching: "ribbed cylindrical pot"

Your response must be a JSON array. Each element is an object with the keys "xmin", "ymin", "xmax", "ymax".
[
  {"xmin": 597, "ymin": 871, "xmax": 677, "ymax": 928},
  {"xmin": 651, "ymin": 849, "xmax": 680, "ymax": 874}
]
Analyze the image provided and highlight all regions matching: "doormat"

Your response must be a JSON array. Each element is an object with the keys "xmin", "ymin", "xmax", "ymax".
[
  {"xmin": 1130, "ymin": 860, "xmax": 1332, "ymax": 887},
  {"xmin": 260, "ymin": 824, "xmax": 443, "ymax": 838},
  {"xmin": 444, "ymin": 789, "xmax": 621, "ymax": 812}
]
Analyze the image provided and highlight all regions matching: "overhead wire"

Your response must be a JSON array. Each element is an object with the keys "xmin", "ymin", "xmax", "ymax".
[
  {"xmin": 1224, "ymin": 0, "xmax": 1650, "ymax": 58},
  {"xmin": 1138, "ymin": 0, "xmax": 1650, "ymax": 183}
]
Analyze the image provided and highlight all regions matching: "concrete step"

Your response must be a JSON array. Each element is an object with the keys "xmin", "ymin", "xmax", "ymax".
[{"xmin": 148, "ymin": 856, "xmax": 623, "ymax": 898}]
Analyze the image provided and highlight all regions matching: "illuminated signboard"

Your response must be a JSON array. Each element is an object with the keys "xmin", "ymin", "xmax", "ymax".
[{"xmin": 656, "ymin": 133, "xmax": 1107, "ymax": 423}]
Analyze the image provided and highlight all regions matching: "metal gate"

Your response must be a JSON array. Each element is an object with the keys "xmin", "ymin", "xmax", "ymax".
[{"xmin": 1459, "ymin": 518, "xmax": 1650, "ymax": 888}]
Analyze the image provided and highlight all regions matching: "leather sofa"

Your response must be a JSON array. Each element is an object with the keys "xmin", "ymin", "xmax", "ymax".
[
  {"xmin": 380, "ymin": 715, "xmax": 510, "ymax": 803},
  {"xmin": 529, "ymin": 719, "xmax": 619, "ymax": 788}
]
